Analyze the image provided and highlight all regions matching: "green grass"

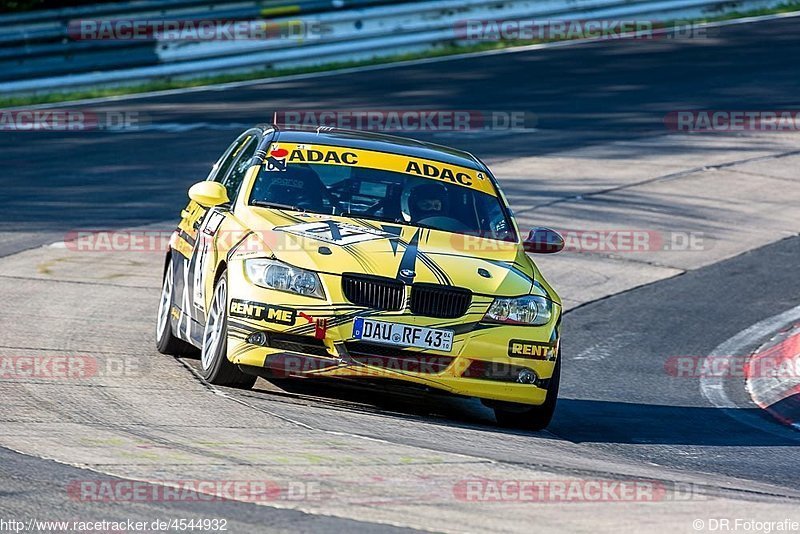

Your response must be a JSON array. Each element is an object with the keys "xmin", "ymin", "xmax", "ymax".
[
  {"xmin": 692, "ymin": 0, "xmax": 800, "ymax": 21},
  {"xmin": 2, "ymin": 1, "xmax": 799, "ymax": 108}
]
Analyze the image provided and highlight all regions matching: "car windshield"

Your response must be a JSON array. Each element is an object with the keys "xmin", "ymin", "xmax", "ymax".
[{"xmin": 250, "ymin": 154, "xmax": 517, "ymax": 242}]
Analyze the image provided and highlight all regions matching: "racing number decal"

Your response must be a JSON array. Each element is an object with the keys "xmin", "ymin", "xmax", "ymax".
[
  {"xmin": 178, "ymin": 201, "xmax": 206, "ymax": 239},
  {"xmin": 190, "ymin": 210, "xmax": 225, "ymax": 315},
  {"xmin": 191, "ymin": 237, "xmax": 210, "ymax": 312}
]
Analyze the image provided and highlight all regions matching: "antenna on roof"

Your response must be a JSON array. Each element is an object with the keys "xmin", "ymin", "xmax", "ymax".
[{"xmin": 272, "ymin": 110, "xmax": 278, "ymax": 125}]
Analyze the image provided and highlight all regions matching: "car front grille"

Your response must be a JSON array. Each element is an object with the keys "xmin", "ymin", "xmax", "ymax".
[
  {"xmin": 344, "ymin": 341, "xmax": 454, "ymax": 373},
  {"xmin": 410, "ymin": 283, "xmax": 471, "ymax": 319},
  {"xmin": 342, "ymin": 274, "xmax": 471, "ymax": 318},
  {"xmin": 342, "ymin": 274, "xmax": 404, "ymax": 311}
]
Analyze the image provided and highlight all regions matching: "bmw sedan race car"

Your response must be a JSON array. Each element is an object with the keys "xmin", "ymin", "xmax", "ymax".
[{"xmin": 156, "ymin": 125, "xmax": 564, "ymax": 429}]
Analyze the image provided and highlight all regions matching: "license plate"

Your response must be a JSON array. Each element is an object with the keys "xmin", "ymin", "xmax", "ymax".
[{"xmin": 352, "ymin": 318, "xmax": 454, "ymax": 352}]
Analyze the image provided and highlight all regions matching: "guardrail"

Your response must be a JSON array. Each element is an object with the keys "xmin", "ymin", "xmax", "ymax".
[
  {"xmin": 0, "ymin": 0, "xmax": 781, "ymax": 96},
  {"xmin": 0, "ymin": 0, "xmax": 402, "ymax": 83}
]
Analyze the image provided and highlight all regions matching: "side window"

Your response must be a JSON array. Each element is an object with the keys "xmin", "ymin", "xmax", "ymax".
[
  {"xmin": 220, "ymin": 137, "xmax": 258, "ymax": 203},
  {"xmin": 208, "ymin": 136, "xmax": 249, "ymax": 183}
]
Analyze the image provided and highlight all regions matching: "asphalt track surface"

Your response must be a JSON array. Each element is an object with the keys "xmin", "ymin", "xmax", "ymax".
[
  {"xmin": 0, "ymin": 448, "xmax": 414, "ymax": 533},
  {"xmin": 1, "ymin": 14, "xmax": 800, "ymax": 533}
]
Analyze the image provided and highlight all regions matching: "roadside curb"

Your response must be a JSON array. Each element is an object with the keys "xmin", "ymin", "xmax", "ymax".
[{"xmin": 746, "ymin": 324, "xmax": 800, "ymax": 430}]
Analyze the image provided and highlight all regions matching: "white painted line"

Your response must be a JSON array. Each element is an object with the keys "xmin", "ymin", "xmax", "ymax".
[
  {"xmin": 699, "ymin": 303, "xmax": 800, "ymax": 439},
  {"xmin": 5, "ymin": 10, "xmax": 800, "ymax": 112}
]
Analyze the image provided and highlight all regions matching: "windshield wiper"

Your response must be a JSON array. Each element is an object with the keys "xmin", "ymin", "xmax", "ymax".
[{"xmin": 251, "ymin": 200, "xmax": 305, "ymax": 212}]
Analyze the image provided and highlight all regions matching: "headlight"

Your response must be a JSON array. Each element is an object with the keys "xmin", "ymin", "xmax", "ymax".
[
  {"xmin": 483, "ymin": 295, "xmax": 554, "ymax": 326},
  {"xmin": 244, "ymin": 259, "xmax": 325, "ymax": 299}
]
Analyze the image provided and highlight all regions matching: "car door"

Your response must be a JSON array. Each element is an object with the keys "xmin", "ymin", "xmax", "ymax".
[
  {"xmin": 189, "ymin": 132, "xmax": 261, "ymax": 326},
  {"xmin": 172, "ymin": 130, "xmax": 260, "ymax": 341}
]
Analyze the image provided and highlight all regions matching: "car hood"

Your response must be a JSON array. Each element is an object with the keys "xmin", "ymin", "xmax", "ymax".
[{"xmin": 237, "ymin": 208, "xmax": 537, "ymax": 297}]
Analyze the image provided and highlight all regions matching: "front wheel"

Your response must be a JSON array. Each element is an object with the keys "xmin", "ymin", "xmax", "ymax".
[
  {"xmin": 493, "ymin": 354, "xmax": 561, "ymax": 430},
  {"xmin": 200, "ymin": 271, "xmax": 256, "ymax": 389}
]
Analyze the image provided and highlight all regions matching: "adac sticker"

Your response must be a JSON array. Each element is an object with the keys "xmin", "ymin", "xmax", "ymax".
[
  {"xmin": 507, "ymin": 339, "xmax": 558, "ymax": 360},
  {"xmin": 286, "ymin": 148, "xmax": 358, "ymax": 165},
  {"xmin": 268, "ymin": 142, "xmax": 496, "ymax": 196},
  {"xmin": 230, "ymin": 299, "xmax": 296, "ymax": 325},
  {"xmin": 405, "ymin": 160, "xmax": 473, "ymax": 187}
]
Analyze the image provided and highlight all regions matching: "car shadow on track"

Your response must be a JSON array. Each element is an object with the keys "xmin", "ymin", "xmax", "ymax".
[
  {"xmin": 246, "ymin": 376, "xmax": 575, "ymax": 438},
  {"xmin": 186, "ymin": 354, "xmax": 800, "ymax": 443},
  {"xmin": 550, "ymin": 398, "xmax": 800, "ymax": 446},
  {"xmin": 183, "ymin": 355, "xmax": 513, "ymax": 431},
  {"xmin": 252, "ymin": 376, "xmax": 503, "ymax": 423}
]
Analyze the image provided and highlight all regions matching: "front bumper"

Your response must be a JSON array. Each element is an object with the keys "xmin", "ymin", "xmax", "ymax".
[{"xmin": 226, "ymin": 268, "xmax": 561, "ymax": 406}]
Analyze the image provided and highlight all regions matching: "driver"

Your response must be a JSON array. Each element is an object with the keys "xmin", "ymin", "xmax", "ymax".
[{"xmin": 407, "ymin": 182, "xmax": 449, "ymax": 221}]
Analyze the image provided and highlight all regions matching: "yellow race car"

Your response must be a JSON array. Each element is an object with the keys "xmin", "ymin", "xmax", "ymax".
[{"xmin": 156, "ymin": 125, "xmax": 564, "ymax": 429}]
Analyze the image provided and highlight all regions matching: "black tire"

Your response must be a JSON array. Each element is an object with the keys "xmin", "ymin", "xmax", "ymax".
[
  {"xmin": 199, "ymin": 271, "xmax": 256, "ymax": 389},
  {"xmin": 493, "ymin": 354, "xmax": 561, "ymax": 430},
  {"xmin": 156, "ymin": 260, "xmax": 199, "ymax": 356}
]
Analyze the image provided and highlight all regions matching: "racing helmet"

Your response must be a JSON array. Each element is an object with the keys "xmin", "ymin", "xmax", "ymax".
[{"xmin": 407, "ymin": 182, "xmax": 449, "ymax": 221}]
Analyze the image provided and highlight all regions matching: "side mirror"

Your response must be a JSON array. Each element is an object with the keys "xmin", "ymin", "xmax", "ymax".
[
  {"xmin": 188, "ymin": 181, "xmax": 229, "ymax": 207},
  {"xmin": 523, "ymin": 227, "xmax": 564, "ymax": 254}
]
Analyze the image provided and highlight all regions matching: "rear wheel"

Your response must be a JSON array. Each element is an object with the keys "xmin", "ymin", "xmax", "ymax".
[
  {"xmin": 156, "ymin": 260, "xmax": 198, "ymax": 356},
  {"xmin": 493, "ymin": 355, "xmax": 561, "ymax": 430},
  {"xmin": 200, "ymin": 271, "xmax": 256, "ymax": 389}
]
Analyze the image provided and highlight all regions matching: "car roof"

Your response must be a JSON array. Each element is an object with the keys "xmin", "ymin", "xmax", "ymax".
[{"xmin": 258, "ymin": 124, "xmax": 486, "ymax": 171}]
